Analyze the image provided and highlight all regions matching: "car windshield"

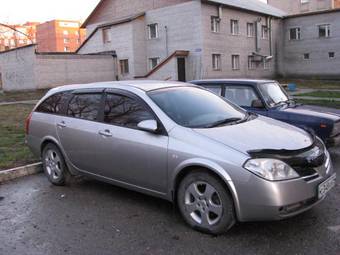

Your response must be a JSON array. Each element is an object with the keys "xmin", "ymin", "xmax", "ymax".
[
  {"xmin": 148, "ymin": 86, "xmax": 246, "ymax": 128},
  {"xmin": 258, "ymin": 83, "xmax": 289, "ymax": 107}
]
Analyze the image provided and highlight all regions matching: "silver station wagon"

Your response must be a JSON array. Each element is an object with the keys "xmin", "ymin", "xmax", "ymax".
[{"xmin": 26, "ymin": 81, "xmax": 336, "ymax": 235}]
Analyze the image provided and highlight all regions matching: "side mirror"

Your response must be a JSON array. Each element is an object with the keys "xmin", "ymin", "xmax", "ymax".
[
  {"xmin": 251, "ymin": 99, "xmax": 265, "ymax": 109},
  {"xmin": 137, "ymin": 120, "xmax": 158, "ymax": 133}
]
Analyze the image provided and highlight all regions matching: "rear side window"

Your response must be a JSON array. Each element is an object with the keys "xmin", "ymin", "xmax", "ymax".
[
  {"xmin": 104, "ymin": 93, "xmax": 154, "ymax": 128},
  {"xmin": 224, "ymin": 86, "xmax": 259, "ymax": 107},
  {"xmin": 36, "ymin": 92, "xmax": 71, "ymax": 114},
  {"xmin": 67, "ymin": 93, "xmax": 102, "ymax": 121}
]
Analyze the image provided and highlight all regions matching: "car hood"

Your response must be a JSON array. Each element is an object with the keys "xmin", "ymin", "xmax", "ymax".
[
  {"xmin": 193, "ymin": 116, "xmax": 313, "ymax": 154},
  {"xmin": 282, "ymin": 104, "xmax": 340, "ymax": 121}
]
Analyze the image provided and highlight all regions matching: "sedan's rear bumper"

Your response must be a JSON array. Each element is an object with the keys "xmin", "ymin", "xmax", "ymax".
[{"xmin": 235, "ymin": 163, "xmax": 335, "ymax": 222}]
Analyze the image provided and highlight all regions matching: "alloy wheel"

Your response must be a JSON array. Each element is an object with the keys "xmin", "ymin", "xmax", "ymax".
[{"xmin": 184, "ymin": 181, "xmax": 223, "ymax": 227}]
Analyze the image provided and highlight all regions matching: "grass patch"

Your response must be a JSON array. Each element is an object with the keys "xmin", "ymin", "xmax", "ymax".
[
  {"xmin": 278, "ymin": 79, "xmax": 340, "ymax": 89},
  {"xmin": 295, "ymin": 90, "xmax": 340, "ymax": 98},
  {"xmin": 0, "ymin": 90, "xmax": 47, "ymax": 103},
  {"xmin": 0, "ymin": 104, "xmax": 38, "ymax": 170},
  {"xmin": 295, "ymin": 99, "xmax": 340, "ymax": 109}
]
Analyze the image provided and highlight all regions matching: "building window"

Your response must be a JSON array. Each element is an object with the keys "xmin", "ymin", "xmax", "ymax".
[
  {"xmin": 149, "ymin": 57, "xmax": 160, "ymax": 70},
  {"xmin": 329, "ymin": 52, "xmax": 335, "ymax": 59},
  {"xmin": 289, "ymin": 27, "xmax": 301, "ymax": 40},
  {"xmin": 212, "ymin": 54, "xmax": 221, "ymax": 70},
  {"xmin": 75, "ymin": 31, "xmax": 79, "ymax": 36},
  {"xmin": 63, "ymin": 30, "xmax": 69, "ymax": 36},
  {"xmin": 230, "ymin": 20, "xmax": 239, "ymax": 35},
  {"xmin": 263, "ymin": 59, "xmax": 269, "ymax": 69},
  {"xmin": 303, "ymin": 53, "xmax": 310, "ymax": 60},
  {"xmin": 102, "ymin": 28, "xmax": 111, "ymax": 43},
  {"xmin": 64, "ymin": 46, "xmax": 70, "ymax": 52},
  {"xmin": 262, "ymin": 25, "xmax": 268, "ymax": 39},
  {"xmin": 148, "ymin": 24, "xmax": 158, "ymax": 39},
  {"xmin": 231, "ymin": 55, "xmax": 240, "ymax": 70},
  {"xmin": 211, "ymin": 16, "xmax": 220, "ymax": 33},
  {"xmin": 64, "ymin": 38, "xmax": 70, "ymax": 43},
  {"xmin": 247, "ymin": 23, "xmax": 255, "ymax": 37},
  {"xmin": 77, "ymin": 39, "xmax": 81, "ymax": 44},
  {"xmin": 120, "ymin": 59, "xmax": 129, "ymax": 75},
  {"xmin": 318, "ymin": 24, "xmax": 330, "ymax": 38},
  {"xmin": 248, "ymin": 56, "xmax": 255, "ymax": 70}
]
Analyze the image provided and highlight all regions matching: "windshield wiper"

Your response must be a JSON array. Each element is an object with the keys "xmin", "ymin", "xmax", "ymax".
[{"xmin": 204, "ymin": 117, "xmax": 242, "ymax": 128}]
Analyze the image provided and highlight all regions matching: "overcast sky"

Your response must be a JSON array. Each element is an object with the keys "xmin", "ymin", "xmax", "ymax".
[{"xmin": 0, "ymin": 0, "xmax": 101, "ymax": 24}]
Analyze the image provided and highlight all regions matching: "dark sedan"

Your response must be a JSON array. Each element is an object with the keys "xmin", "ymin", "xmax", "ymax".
[{"xmin": 191, "ymin": 79, "xmax": 340, "ymax": 147}]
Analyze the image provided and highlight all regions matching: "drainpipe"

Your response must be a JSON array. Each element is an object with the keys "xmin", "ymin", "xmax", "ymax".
[
  {"xmin": 111, "ymin": 51, "xmax": 119, "ymax": 81},
  {"xmin": 268, "ymin": 17, "xmax": 273, "ymax": 57},
  {"xmin": 165, "ymin": 26, "xmax": 169, "ymax": 57},
  {"xmin": 255, "ymin": 17, "xmax": 262, "ymax": 53}
]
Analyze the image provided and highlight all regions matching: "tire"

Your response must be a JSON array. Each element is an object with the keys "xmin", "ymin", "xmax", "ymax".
[
  {"xmin": 177, "ymin": 170, "xmax": 236, "ymax": 235},
  {"xmin": 42, "ymin": 143, "xmax": 70, "ymax": 186}
]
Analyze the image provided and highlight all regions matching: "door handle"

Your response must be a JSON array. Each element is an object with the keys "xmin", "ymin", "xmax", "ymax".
[
  {"xmin": 57, "ymin": 121, "xmax": 66, "ymax": 128},
  {"xmin": 98, "ymin": 130, "xmax": 112, "ymax": 137}
]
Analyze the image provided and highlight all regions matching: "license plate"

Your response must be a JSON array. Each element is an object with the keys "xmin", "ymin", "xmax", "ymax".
[{"xmin": 318, "ymin": 174, "xmax": 336, "ymax": 199}]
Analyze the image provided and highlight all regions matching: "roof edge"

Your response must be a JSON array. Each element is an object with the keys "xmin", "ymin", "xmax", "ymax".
[
  {"xmin": 76, "ymin": 13, "xmax": 145, "ymax": 53},
  {"xmin": 284, "ymin": 8, "xmax": 340, "ymax": 19}
]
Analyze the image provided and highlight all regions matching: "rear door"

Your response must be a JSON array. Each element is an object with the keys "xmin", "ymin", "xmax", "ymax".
[{"xmin": 56, "ymin": 90, "xmax": 105, "ymax": 173}]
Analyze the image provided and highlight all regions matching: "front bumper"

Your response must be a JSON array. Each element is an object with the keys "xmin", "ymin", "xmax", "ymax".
[{"xmin": 235, "ymin": 161, "xmax": 336, "ymax": 222}]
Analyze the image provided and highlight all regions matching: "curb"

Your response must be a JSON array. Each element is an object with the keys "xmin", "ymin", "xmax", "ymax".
[{"xmin": 0, "ymin": 162, "xmax": 42, "ymax": 183}]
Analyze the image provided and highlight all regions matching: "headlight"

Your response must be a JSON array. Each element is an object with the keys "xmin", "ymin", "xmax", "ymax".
[
  {"xmin": 244, "ymin": 158, "xmax": 299, "ymax": 181},
  {"xmin": 331, "ymin": 122, "xmax": 340, "ymax": 136}
]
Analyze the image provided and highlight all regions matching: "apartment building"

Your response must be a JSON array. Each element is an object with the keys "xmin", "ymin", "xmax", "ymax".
[
  {"xmin": 267, "ymin": 0, "xmax": 340, "ymax": 15},
  {"xmin": 36, "ymin": 20, "xmax": 86, "ymax": 52},
  {"xmin": 78, "ymin": 0, "xmax": 285, "ymax": 81},
  {"xmin": 0, "ymin": 22, "xmax": 39, "ymax": 52}
]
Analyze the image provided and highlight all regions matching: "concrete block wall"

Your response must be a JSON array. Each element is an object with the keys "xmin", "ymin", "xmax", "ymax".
[
  {"xmin": 0, "ymin": 45, "xmax": 116, "ymax": 91},
  {"xmin": 0, "ymin": 46, "xmax": 37, "ymax": 91},
  {"xmin": 280, "ymin": 12, "xmax": 340, "ymax": 78},
  {"xmin": 35, "ymin": 54, "xmax": 115, "ymax": 89}
]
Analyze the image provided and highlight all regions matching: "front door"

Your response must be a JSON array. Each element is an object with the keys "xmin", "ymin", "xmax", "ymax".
[
  {"xmin": 96, "ymin": 91, "xmax": 169, "ymax": 193},
  {"xmin": 177, "ymin": 58, "xmax": 186, "ymax": 82}
]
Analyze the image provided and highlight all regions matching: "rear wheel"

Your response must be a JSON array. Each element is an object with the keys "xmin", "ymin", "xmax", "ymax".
[
  {"xmin": 177, "ymin": 170, "xmax": 235, "ymax": 235},
  {"xmin": 42, "ymin": 143, "xmax": 70, "ymax": 186}
]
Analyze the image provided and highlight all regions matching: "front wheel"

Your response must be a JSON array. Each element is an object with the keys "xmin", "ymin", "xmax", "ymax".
[
  {"xmin": 177, "ymin": 171, "xmax": 236, "ymax": 235},
  {"xmin": 42, "ymin": 143, "xmax": 70, "ymax": 186}
]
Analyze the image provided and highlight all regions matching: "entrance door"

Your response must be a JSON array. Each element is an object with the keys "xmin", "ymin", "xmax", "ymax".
[{"xmin": 177, "ymin": 58, "xmax": 186, "ymax": 82}]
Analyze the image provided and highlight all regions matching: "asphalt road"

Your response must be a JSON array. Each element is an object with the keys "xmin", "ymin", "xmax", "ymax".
[{"xmin": 1, "ymin": 154, "xmax": 339, "ymax": 255}]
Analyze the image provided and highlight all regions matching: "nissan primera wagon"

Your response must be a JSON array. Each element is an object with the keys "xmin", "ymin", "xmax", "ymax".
[{"xmin": 26, "ymin": 81, "xmax": 336, "ymax": 235}]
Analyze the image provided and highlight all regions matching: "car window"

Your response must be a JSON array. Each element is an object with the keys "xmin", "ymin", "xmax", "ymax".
[
  {"xmin": 258, "ymin": 83, "xmax": 289, "ymax": 107},
  {"xmin": 149, "ymin": 87, "xmax": 245, "ymax": 128},
  {"xmin": 224, "ymin": 86, "xmax": 259, "ymax": 107},
  {"xmin": 67, "ymin": 93, "xmax": 102, "ymax": 121},
  {"xmin": 103, "ymin": 93, "xmax": 154, "ymax": 129},
  {"xmin": 36, "ymin": 92, "xmax": 71, "ymax": 115},
  {"xmin": 205, "ymin": 86, "xmax": 222, "ymax": 96}
]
